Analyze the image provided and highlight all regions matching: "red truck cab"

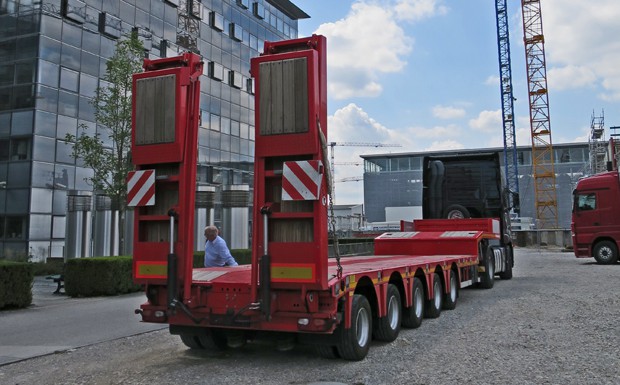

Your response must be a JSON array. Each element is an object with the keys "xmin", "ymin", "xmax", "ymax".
[{"xmin": 572, "ymin": 170, "xmax": 620, "ymax": 264}]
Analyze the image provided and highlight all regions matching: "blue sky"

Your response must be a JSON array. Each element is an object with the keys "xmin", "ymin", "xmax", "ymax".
[{"xmin": 291, "ymin": 0, "xmax": 620, "ymax": 205}]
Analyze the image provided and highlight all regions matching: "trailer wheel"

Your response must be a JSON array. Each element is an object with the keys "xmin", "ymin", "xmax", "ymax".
[
  {"xmin": 445, "ymin": 204, "xmax": 470, "ymax": 219},
  {"xmin": 373, "ymin": 284, "xmax": 401, "ymax": 342},
  {"xmin": 499, "ymin": 245, "xmax": 514, "ymax": 280},
  {"xmin": 442, "ymin": 269, "xmax": 458, "ymax": 310},
  {"xmin": 315, "ymin": 345, "xmax": 340, "ymax": 359},
  {"xmin": 179, "ymin": 334, "xmax": 202, "ymax": 350},
  {"xmin": 197, "ymin": 329, "xmax": 229, "ymax": 351},
  {"xmin": 401, "ymin": 277, "xmax": 424, "ymax": 329},
  {"xmin": 593, "ymin": 240, "xmax": 619, "ymax": 264},
  {"xmin": 424, "ymin": 273, "xmax": 443, "ymax": 318},
  {"xmin": 337, "ymin": 294, "xmax": 372, "ymax": 361},
  {"xmin": 480, "ymin": 249, "xmax": 495, "ymax": 289}
]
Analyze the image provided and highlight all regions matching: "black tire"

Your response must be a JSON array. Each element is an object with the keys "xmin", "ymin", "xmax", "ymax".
[
  {"xmin": 480, "ymin": 248, "xmax": 495, "ymax": 289},
  {"xmin": 197, "ymin": 329, "xmax": 229, "ymax": 350},
  {"xmin": 402, "ymin": 277, "xmax": 424, "ymax": 329},
  {"xmin": 373, "ymin": 284, "xmax": 401, "ymax": 342},
  {"xmin": 593, "ymin": 240, "xmax": 619, "ymax": 264},
  {"xmin": 499, "ymin": 245, "xmax": 514, "ymax": 280},
  {"xmin": 315, "ymin": 345, "xmax": 340, "ymax": 359},
  {"xmin": 336, "ymin": 294, "xmax": 372, "ymax": 361},
  {"xmin": 445, "ymin": 204, "xmax": 470, "ymax": 219},
  {"xmin": 424, "ymin": 273, "xmax": 442, "ymax": 318},
  {"xmin": 442, "ymin": 270, "xmax": 458, "ymax": 310},
  {"xmin": 179, "ymin": 334, "xmax": 202, "ymax": 349}
]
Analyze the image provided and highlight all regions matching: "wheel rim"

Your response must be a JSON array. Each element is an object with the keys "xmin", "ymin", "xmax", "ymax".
[
  {"xmin": 433, "ymin": 280, "xmax": 441, "ymax": 309},
  {"xmin": 447, "ymin": 210, "xmax": 464, "ymax": 219},
  {"xmin": 387, "ymin": 294, "xmax": 399, "ymax": 330},
  {"xmin": 450, "ymin": 273, "xmax": 457, "ymax": 302},
  {"xmin": 414, "ymin": 286, "xmax": 423, "ymax": 318},
  {"xmin": 355, "ymin": 306, "xmax": 370, "ymax": 347},
  {"xmin": 599, "ymin": 246, "xmax": 612, "ymax": 261}
]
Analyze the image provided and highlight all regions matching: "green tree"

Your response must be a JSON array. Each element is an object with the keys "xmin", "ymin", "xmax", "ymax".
[{"xmin": 66, "ymin": 32, "xmax": 144, "ymax": 254}]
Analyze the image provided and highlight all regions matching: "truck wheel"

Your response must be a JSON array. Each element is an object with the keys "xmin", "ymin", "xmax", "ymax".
[
  {"xmin": 424, "ymin": 273, "xmax": 443, "ymax": 318},
  {"xmin": 401, "ymin": 277, "xmax": 424, "ymax": 329},
  {"xmin": 442, "ymin": 269, "xmax": 458, "ymax": 310},
  {"xmin": 445, "ymin": 204, "xmax": 470, "ymax": 219},
  {"xmin": 593, "ymin": 240, "xmax": 619, "ymax": 264},
  {"xmin": 373, "ymin": 284, "xmax": 401, "ymax": 342},
  {"xmin": 337, "ymin": 294, "xmax": 372, "ymax": 361},
  {"xmin": 480, "ymin": 249, "xmax": 495, "ymax": 289},
  {"xmin": 499, "ymin": 245, "xmax": 514, "ymax": 280},
  {"xmin": 179, "ymin": 334, "xmax": 202, "ymax": 349}
]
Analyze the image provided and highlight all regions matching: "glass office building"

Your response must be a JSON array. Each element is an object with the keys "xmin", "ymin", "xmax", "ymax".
[
  {"xmin": 0, "ymin": 0, "xmax": 308, "ymax": 260},
  {"xmin": 362, "ymin": 142, "xmax": 590, "ymax": 229}
]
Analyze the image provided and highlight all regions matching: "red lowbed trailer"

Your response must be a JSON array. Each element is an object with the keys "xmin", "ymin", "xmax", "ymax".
[{"xmin": 132, "ymin": 35, "xmax": 504, "ymax": 360}]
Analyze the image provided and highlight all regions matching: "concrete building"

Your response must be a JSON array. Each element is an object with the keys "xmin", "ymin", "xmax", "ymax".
[
  {"xmin": 361, "ymin": 142, "xmax": 590, "ymax": 229},
  {"xmin": 0, "ymin": 0, "xmax": 307, "ymax": 260}
]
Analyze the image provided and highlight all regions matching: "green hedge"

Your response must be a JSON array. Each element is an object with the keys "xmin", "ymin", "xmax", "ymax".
[
  {"xmin": 0, "ymin": 260, "xmax": 33, "ymax": 309},
  {"xmin": 65, "ymin": 256, "xmax": 141, "ymax": 297}
]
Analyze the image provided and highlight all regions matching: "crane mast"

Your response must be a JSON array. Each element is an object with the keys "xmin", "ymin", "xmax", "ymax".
[
  {"xmin": 494, "ymin": 0, "xmax": 520, "ymax": 214},
  {"xmin": 521, "ymin": 0, "xmax": 558, "ymax": 228}
]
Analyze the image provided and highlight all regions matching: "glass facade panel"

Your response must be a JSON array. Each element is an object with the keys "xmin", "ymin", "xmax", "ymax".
[
  {"xmin": 29, "ymin": 214, "xmax": 51, "ymax": 239},
  {"xmin": 35, "ymin": 110, "xmax": 57, "ymax": 137},
  {"xmin": 8, "ymin": 161, "xmax": 30, "ymax": 187},
  {"xmin": 11, "ymin": 110, "xmax": 33, "ymax": 135},
  {"xmin": 55, "ymin": 140, "xmax": 75, "ymax": 164},
  {"xmin": 53, "ymin": 189, "xmax": 68, "ymax": 215},
  {"xmin": 60, "ymin": 67, "xmax": 80, "ymax": 92},
  {"xmin": 75, "ymin": 166, "xmax": 93, "ymax": 189},
  {"xmin": 58, "ymin": 91, "xmax": 79, "ymax": 117},
  {"xmin": 38, "ymin": 60, "xmax": 60, "ymax": 88},
  {"xmin": 15, "ymin": 59, "xmax": 36, "ymax": 84},
  {"xmin": 54, "ymin": 165, "xmax": 74, "ymax": 191},
  {"xmin": 0, "ymin": 112, "xmax": 9, "ymax": 135},
  {"xmin": 32, "ymin": 136, "xmax": 56, "ymax": 162},
  {"xmin": 6, "ymin": 189, "xmax": 29, "ymax": 213},
  {"xmin": 52, "ymin": 215, "xmax": 66, "ymax": 238},
  {"xmin": 30, "ymin": 188, "xmax": 53, "ymax": 214},
  {"xmin": 39, "ymin": 36, "xmax": 61, "ymax": 62},
  {"xmin": 36, "ymin": 85, "xmax": 59, "ymax": 113},
  {"xmin": 0, "ymin": 63, "xmax": 14, "ymax": 86},
  {"xmin": 56, "ymin": 115, "xmax": 78, "ymax": 139}
]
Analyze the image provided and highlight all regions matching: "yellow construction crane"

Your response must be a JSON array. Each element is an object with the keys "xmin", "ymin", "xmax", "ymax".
[{"xmin": 521, "ymin": 0, "xmax": 558, "ymax": 228}]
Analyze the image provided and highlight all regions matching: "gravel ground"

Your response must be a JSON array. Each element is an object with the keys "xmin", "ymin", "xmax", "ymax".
[{"xmin": 1, "ymin": 248, "xmax": 619, "ymax": 385}]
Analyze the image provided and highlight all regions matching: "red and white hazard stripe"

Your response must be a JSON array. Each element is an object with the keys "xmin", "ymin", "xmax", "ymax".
[
  {"xmin": 282, "ymin": 160, "xmax": 323, "ymax": 200},
  {"xmin": 127, "ymin": 169, "xmax": 155, "ymax": 206}
]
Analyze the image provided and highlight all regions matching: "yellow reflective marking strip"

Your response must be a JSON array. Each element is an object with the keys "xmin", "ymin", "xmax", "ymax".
[
  {"xmin": 136, "ymin": 261, "xmax": 167, "ymax": 279},
  {"xmin": 271, "ymin": 264, "xmax": 315, "ymax": 283}
]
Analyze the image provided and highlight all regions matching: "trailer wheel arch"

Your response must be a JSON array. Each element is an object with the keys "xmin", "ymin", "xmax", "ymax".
[{"xmin": 353, "ymin": 276, "xmax": 378, "ymax": 324}]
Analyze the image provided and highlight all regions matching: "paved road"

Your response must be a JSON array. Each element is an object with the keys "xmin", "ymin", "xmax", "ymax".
[
  {"xmin": 0, "ymin": 277, "xmax": 165, "ymax": 366},
  {"xmin": 1, "ymin": 248, "xmax": 619, "ymax": 385}
]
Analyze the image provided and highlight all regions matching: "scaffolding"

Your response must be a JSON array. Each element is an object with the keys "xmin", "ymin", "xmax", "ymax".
[{"xmin": 589, "ymin": 110, "xmax": 607, "ymax": 175}]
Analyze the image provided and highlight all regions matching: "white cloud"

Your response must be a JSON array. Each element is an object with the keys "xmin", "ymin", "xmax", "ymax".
[
  {"xmin": 469, "ymin": 110, "xmax": 502, "ymax": 133},
  {"xmin": 424, "ymin": 140, "xmax": 464, "ymax": 152},
  {"xmin": 314, "ymin": 0, "xmax": 448, "ymax": 99},
  {"xmin": 432, "ymin": 105, "xmax": 466, "ymax": 119},
  {"xmin": 542, "ymin": 0, "xmax": 620, "ymax": 100},
  {"xmin": 547, "ymin": 65, "xmax": 597, "ymax": 91},
  {"xmin": 394, "ymin": 0, "xmax": 449, "ymax": 22},
  {"xmin": 485, "ymin": 75, "xmax": 500, "ymax": 87}
]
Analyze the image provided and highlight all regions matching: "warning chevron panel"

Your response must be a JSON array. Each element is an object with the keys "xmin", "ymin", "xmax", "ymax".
[
  {"xmin": 127, "ymin": 169, "xmax": 155, "ymax": 206},
  {"xmin": 282, "ymin": 160, "xmax": 323, "ymax": 201}
]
